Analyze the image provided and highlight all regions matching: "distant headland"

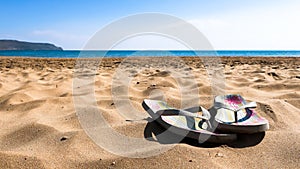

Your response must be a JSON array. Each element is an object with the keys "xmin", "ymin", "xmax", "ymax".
[{"xmin": 0, "ymin": 40, "xmax": 63, "ymax": 50}]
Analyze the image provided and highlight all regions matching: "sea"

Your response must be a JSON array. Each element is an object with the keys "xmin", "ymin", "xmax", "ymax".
[{"xmin": 0, "ymin": 50, "xmax": 299, "ymax": 58}]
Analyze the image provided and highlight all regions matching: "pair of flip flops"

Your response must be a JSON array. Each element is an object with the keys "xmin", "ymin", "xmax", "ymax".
[{"xmin": 142, "ymin": 94, "xmax": 269, "ymax": 143}]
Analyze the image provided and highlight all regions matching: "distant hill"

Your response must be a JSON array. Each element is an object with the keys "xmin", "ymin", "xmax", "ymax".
[{"xmin": 0, "ymin": 40, "xmax": 63, "ymax": 50}]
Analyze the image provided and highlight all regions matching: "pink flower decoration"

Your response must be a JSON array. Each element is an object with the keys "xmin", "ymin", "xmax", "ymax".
[{"xmin": 225, "ymin": 95, "xmax": 242, "ymax": 105}]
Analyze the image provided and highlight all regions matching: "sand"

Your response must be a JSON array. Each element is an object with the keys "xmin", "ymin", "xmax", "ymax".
[{"xmin": 0, "ymin": 56, "xmax": 299, "ymax": 168}]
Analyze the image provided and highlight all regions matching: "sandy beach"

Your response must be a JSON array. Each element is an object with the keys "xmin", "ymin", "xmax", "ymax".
[{"xmin": 0, "ymin": 56, "xmax": 299, "ymax": 168}]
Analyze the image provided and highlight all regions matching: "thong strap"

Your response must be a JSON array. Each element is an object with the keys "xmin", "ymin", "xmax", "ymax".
[{"xmin": 214, "ymin": 101, "xmax": 257, "ymax": 122}]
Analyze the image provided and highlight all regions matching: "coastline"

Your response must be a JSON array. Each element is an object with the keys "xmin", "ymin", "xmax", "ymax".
[{"xmin": 1, "ymin": 50, "xmax": 300, "ymax": 58}]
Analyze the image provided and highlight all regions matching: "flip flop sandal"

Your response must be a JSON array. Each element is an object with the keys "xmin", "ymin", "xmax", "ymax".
[
  {"xmin": 142, "ymin": 99, "xmax": 237, "ymax": 143},
  {"xmin": 211, "ymin": 94, "xmax": 269, "ymax": 133}
]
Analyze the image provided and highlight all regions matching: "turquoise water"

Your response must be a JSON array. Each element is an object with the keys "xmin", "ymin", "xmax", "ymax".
[{"xmin": 0, "ymin": 50, "xmax": 299, "ymax": 58}]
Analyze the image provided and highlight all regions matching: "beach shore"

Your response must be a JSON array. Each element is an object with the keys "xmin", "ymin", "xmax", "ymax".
[{"xmin": 0, "ymin": 56, "xmax": 299, "ymax": 168}]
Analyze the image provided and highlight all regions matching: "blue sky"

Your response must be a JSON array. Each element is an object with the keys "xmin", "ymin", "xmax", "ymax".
[{"xmin": 1, "ymin": 0, "xmax": 300, "ymax": 50}]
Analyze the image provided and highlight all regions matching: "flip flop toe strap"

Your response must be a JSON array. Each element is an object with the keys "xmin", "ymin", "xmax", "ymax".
[
  {"xmin": 157, "ymin": 107, "xmax": 212, "ymax": 129},
  {"xmin": 214, "ymin": 101, "xmax": 257, "ymax": 122}
]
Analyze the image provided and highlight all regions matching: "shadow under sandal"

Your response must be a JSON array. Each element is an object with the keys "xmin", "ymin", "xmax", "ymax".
[
  {"xmin": 211, "ymin": 94, "xmax": 269, "ymax": 133},
  {"xmin": 142, "ymin": 99, "xmax": 237, "ymax": 144}
]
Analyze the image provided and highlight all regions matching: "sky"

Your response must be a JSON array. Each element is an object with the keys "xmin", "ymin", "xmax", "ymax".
[{"xmin": 0, "ymin": 0, "xmax": 300, "ymax": 50}]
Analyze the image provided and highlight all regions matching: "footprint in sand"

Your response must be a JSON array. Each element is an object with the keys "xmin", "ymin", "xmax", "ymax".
[{"xmin": 267, "ymin": 72, "xmax": 281, "ymax": 80}]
